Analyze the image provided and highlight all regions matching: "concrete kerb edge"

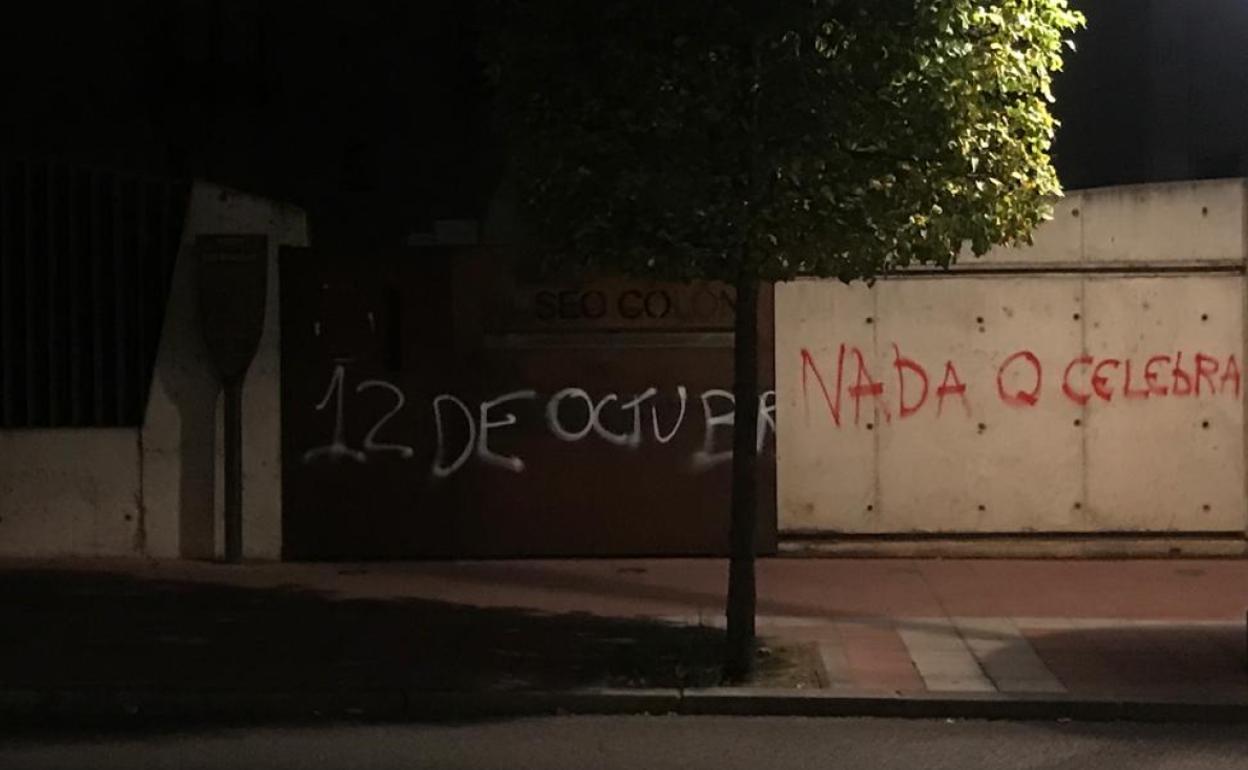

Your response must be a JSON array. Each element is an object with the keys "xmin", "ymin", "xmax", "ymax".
[
  {"xmin": 677, "ymin": 688, "xmax": 1248, "ymax": 722},
  {"xmin": 0, "ymin": 688, "xmax": 685, "ymax": 724},
  {"xmin": 0, "ymin": 687, "xmax": 409, "ymax": 722},
  {"xmin": 5, "ymin": 687, "xmax": 1248, "ymax": 724}
]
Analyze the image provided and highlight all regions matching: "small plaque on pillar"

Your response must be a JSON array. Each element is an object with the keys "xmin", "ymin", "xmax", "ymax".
[{"xmin": 197, "ymin": 234, "xmax": 268, "ymax": 381}]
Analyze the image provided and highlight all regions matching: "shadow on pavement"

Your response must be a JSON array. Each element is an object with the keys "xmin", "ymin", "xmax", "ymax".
[
  {"xmin": 0, "ymin": 568, "xmax": 727, "ymax": 694},
  {"xmin": 990, "ymin": 622, "xmax": 1248, "ymax": 701}
]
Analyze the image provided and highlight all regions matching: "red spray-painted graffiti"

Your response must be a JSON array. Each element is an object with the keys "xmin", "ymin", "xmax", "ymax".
[{"xmin": 800, "ymin": 345, "xmax": 1241, "ymax": 427}]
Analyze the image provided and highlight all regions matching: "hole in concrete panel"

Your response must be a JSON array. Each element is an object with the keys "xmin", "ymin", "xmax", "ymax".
[
  {"xmin": 1202, "ymin": 504, "xmax": 1212, "ymax": 512},
  {"xmin": 865, "ymin": 422, "xmax": 874, "ymax": 430},
  {"xmin": 1073, "ymin": 418, "xmax": 1082, "ymax": 427},
  {"xmin": 1202, "ymin": 420, "xmax": 1210, "ymax": 429},
  {"xmin": 977, "ymin": 504, "xmax": 987, "ymax": 512},
  {"xmin": 1071, "ymin": 208, "xmax": 1080, "ymax": 217},
  {"xmin": 1201, "ymin": 313, "xmax": 1209, "ymax": 322},
  {"xmin": 1202, "ymin": 206, "xmax": 1209, "ymax": 216},
  {"xmin": 1073, "ymin": 313, "xmax": 1081, "ymax": 321},
  {"xmin": 1073, "ymin": 502, "xmax": 1082, "ymax": 510},
  {"xmin": 867, "ymin": 505, "xmax": 874, "ymax": 512},
  {"xmin": 865, "ymin": 316, "xmax": 874, "ymax": 324},
  {"xmin": 976, "ymin": 316, "xmax": 984, "ymax": 324}
]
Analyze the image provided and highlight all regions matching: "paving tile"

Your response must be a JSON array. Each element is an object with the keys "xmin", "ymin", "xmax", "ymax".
[
  {"xmin": 846, "ymin": 657, "xmax": 921, "ymax": 676},
  {"xmin": 896, "ymin": 622, "xmax": 968, "ymax": 653},
  {"xmin": 837, "ymin": 622, "xmax": 909, "ymax": 641},
  {"xmin": 827, "ymin": 616, "xmax": 885, "ymax": 626},
  {"xmin": 779, "ymin": 625, "xmax": 849, "ymax": 643},
  {"xmin": 1064, "ymin": 618, "xmax": 1139, "ymax": 630},
  {"xmin": 1012, "ymin": 617, "xmax": 1076, "ymax": 630},
  {"xmin": 845, "ymin": 648, "xmax": 921, "ymax": 670},
  {"xmin": 757, "ymin": 615, "xmax": 836, "ymax": 628},
  {"xmin": 949, "ymin": 615, "xmax": 1064, "ymax": 693},
  {"xmin": 831, "ymin": 622, "xmax": 927, "ymax": 692},
  {"xmin": 852, "ymin": 679, "xmax": 925, "ymax": 694},
  {"xmin": 951, "ymin": 617, "xmax": 1017, "ymax": 636},
  {"xmin": 896, "ymin": 629, "xmax": 995, "ymax": 693},
  {"xmin": 992, "ymin": 678, "xmax": 1068, "ymax": 694},
  {"xmin": 921, "ymin": 676, "xmax": 997, "ymax": 693},
  {"xmin": 654, "ymin": 615, "xmax": 700, "ymax": 626},
  {"xmin": 1130, "ymin": 619, "xmax": 1237, "ymax": 628},
  {"xmin": 847, "ymin": 667, "xmax": 926, "ymax": 693},
  {"xmin": 913, "ymin": 650, "xmax": 988, "ymax": 676},
  {"xmin": 815, "ymin": 641, "xmax": 857, "ymax": 689}
]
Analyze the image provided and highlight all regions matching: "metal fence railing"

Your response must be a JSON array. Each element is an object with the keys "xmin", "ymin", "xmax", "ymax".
[{"xmin": 0, "ymin": 159, "xmax": 191, "ymax": 427}]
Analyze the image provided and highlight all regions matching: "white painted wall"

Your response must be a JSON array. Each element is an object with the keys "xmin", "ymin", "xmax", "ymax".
[
  {"xmin": 956, "ymin": 178, "xmax": 1246, "ymax": 267},
  {"xmin": 0, "ymin": 430, "xmax": 141, "ymax": 555},
  {"xmin": 0, "ymin": 181, "xmax": 307, "ymax": 558},
  {"xmin": 777, "ymin": 179, "xmax": 1248, "ymax": 536}
]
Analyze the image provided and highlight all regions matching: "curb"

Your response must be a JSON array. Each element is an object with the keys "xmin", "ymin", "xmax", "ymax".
[
  {"xmin": 6, "ymin": 687, "xmax": 1248, "ymax": 725},
  {"xmin": 679, "ymin": 688, "xmax": 1248, "ymax": 723}
]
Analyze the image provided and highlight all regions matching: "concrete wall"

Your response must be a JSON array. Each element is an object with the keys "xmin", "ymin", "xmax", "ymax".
[
  {"xmin": 0, "ymin": 430, "xmax": 141, "ymax": 555},
  {"xmin": 4, "ymin": 177, "xmax": 1242, "ymax": 554},
  {"xmin": 777, "ymin": 179, "xmax": 1248, "ymax": 536},
  {"xmin": 0, "ymin": 182, "xmax": 308, "ymax": 558}
]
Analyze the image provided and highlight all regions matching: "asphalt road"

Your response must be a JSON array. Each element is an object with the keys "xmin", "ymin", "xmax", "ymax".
[{"xmin": 4, "ymin": 716, "xmax": 1248, "ymax": 769}]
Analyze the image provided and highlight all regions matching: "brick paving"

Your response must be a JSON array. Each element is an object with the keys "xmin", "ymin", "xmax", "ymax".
[{"xmin": 1, "ymin": 557, "xmax": 1246, "ymax": 700}]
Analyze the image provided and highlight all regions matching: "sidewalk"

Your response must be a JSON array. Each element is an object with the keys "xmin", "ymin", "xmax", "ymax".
[{"xmin": 1, "ymin": 557, "xmax": 1246, "ymax": 721}]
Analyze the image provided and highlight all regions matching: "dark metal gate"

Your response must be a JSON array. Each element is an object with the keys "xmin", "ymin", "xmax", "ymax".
[{"xmin": 280, "ymin": 247, "xmax": 776, "ymax": 559}]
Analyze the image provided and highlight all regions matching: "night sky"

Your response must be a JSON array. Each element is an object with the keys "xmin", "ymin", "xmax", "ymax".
[{"xmin": 3, "ymin": 0, "xmax": 1245, "ymax": 250}]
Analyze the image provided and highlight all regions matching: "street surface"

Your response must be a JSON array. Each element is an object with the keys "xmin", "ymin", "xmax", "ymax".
[{"xmin": 4, "ymin": 716, "xmax": 1248, "ymax": 770}]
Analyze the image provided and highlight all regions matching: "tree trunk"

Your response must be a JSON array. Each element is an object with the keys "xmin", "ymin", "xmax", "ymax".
[{"xmin": 723, "ymin": 271, "xmax": 760, "ymax": 682}]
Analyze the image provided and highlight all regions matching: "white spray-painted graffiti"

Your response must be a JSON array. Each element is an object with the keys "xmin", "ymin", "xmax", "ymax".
[{"xmin": 302, "ymin": 364, "xmax": 777, "ymax": 477}]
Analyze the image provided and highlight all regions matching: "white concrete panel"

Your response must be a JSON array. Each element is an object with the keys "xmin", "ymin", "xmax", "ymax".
[
  {"xmin": 1081, "ymin": 179, "xmax": 1245, "ymax": 264},
  {"xmin": 873, "ymin": 277, "xmax": 1084, "ymax": 532},
  {"xmin": 967, "ymin": 192, "xmax": 1084, "ymax": 267},
  {"xmin": 775, "ymin": 180, "xmax": 1248, "ymax": 539},
  {"xmin": 0, "ymin": 430, "xmax": 140, "ymax": 555},
  {"xmin": 778, "ymin": 276, "xmax": 1088, "ymax": 534},
  {"xmin": 775, "ymin": 280, "xmax": 876, "ymax": 532},
  {"xmin": 930, "ymin": 180, "xmax": 1246, "ymax": 271},
  {"xmin": 896, "ymin": 621, "xmax": 995, "ymax": 692},
  {"xmin": 1083, "ymin": 275, "xmax": 1245, "ymax": 531}
]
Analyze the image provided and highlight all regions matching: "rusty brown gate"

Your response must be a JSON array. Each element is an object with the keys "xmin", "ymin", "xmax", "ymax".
[{"xmin": 280, "ymin": 247, "xmax": 776, "ymax": 559}]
